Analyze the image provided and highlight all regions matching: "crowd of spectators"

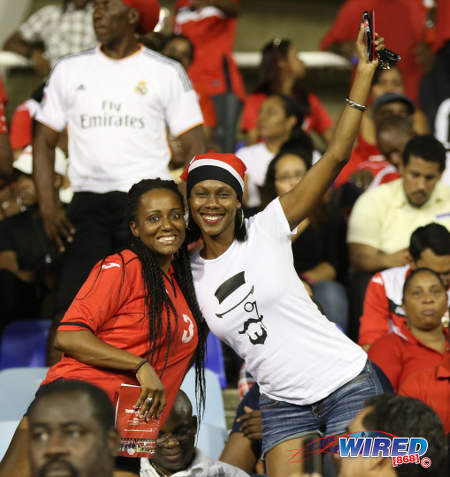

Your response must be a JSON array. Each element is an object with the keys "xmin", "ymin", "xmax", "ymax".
[{"xmin": 0, "ymin": 1, "xmax": 449, "ymax": 476}]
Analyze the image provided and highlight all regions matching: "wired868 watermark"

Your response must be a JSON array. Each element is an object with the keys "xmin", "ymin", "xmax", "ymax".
[{"xmin": 288, "ymin": 432, "xmax": 432, "ymax": 469}]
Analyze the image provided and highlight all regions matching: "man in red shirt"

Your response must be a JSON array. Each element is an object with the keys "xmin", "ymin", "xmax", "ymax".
[
  {"xmin": 173, "ymin": 0, "xmax": 245, "ymax": 100},
  {"xmin": 359, "ymin": 223, "xmax": 450, "ymax": 350},
  {"xmin": 0, "ymin": 77, "xmax": 13, "ymax": 186},
  {"xmin": 173, "ymin": 1, "xmax": 245, "ymax": 151},
  {"xmin": 160, "ymin": 33, "xmax": 217, "ymax": 141},
  {"xmin": 320, "ymin": 0, "xmax": 428, "ymax": 102}
]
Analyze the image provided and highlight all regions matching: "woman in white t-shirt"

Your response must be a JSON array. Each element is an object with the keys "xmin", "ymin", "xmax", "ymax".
[{"xmin": 181, "ymin": 27, "xmax": 386, "ymax": 477}]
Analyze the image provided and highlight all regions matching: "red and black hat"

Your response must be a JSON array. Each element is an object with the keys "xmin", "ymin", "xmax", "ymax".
[{"xmin": 180, "ymin": 153, "xmax": 247, "ymax": 201}]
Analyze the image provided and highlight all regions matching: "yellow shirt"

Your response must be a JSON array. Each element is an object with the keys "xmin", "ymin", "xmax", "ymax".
[{"xmin": 347, "ymin": 179, "xmax": 450, "ymax": 254}]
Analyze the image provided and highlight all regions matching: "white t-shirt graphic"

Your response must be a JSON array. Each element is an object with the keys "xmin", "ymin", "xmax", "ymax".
[
  {"xmin": 191, "ymin": 199, "xmax": 367, "ymax": 405},
  {"xmin": 37, "ymin": 46, "xmax": 203, "ymax": 193}
]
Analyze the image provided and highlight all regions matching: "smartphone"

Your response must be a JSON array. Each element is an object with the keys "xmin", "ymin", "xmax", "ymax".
[{"xmin": 362, "ymin": 10, "xmax": 375, "ymax": 61}]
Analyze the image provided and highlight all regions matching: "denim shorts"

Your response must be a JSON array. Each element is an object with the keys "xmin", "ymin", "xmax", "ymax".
[{"xmin": 259, "ymin": 360, "xmax": 385, "ymax": 456}]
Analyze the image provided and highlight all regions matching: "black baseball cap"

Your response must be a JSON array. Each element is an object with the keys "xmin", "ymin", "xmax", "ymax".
[{"xmin": 372, "ymin": 92, "xmax": 415, "ymax": 116}]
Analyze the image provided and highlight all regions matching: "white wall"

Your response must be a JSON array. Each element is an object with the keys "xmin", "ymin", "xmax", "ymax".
[{"xmin": 0, "ymin": 0, "xmax": 32, "ymax": 46}]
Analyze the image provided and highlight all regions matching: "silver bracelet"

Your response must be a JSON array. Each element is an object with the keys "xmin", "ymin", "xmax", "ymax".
[{"xmin": 345, "ymin": 97, "xmax": 367, "ymax": 112}]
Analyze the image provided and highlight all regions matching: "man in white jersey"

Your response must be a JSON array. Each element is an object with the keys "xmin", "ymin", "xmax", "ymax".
[{"xmin": 33, "ymin": 0, "xmax": 206, "ymax": 321}]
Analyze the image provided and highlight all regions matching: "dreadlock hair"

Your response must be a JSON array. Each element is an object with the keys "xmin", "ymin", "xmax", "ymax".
[
  {"xmin": 255, "ymin": 38, "xmax": 310, "ymax": 117},
  {"xmin": 128, "ymin": 178, "xmax": 207, "ymax": 418}
]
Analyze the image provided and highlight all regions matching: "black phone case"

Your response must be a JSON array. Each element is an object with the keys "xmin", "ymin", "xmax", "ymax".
[{"xmin": 362, "ymin": 10, "xmax": 375, "ymax": 61}]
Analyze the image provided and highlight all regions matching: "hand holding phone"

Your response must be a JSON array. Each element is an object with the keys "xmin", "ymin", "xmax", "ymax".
[
  {"xmin": 362, "ymin": 10, "xmax": 375, "ymax": 62},
  {"xmin": 361, "ymin": 10, "xmax": 401, "ymax": 68}
]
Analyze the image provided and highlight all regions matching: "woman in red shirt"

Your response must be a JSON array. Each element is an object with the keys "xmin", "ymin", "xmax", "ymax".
[
  {"xmin": 241, "ymin": 38, "xmax": 333, "ymax": 146},
  {"xmin": 369, "ymin": 268, "xmax": 449, "ymax": 392},
  {"xmin": 1, "ymin": 179, "xmax": 207, "ymax": 476}
]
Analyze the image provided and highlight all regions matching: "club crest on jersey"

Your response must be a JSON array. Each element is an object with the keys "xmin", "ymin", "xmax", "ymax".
[{"xmin": 135, "ymin": 81, "xmax": 148, "ymax": 96}]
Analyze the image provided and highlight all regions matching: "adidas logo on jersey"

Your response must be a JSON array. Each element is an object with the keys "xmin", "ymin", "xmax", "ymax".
[{"xmin": 76, "ymin": 84, "xmax": 86, "ymax": 91}]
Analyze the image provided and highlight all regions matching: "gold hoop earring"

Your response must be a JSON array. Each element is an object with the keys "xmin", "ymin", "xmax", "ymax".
[{"xmin": 240, "ymin": 209, "xmax": 244, "ymax": 229}]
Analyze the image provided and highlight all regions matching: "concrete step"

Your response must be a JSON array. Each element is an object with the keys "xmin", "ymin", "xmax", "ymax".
[{"xmin": 222, "ymin": 388, "xmax": 240, "ymax": 430}]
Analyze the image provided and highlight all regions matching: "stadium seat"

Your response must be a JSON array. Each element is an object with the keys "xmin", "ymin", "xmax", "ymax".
[
  {"xmin": 205, "ymin": 333, "xmax": 227, "ymax": 389},
  {"xmin": 181, "ymin": 367, "xmax": 227, "ymax": 459},
  {"xmin": 0, "ymin": 367, "xmax": 48, "ymax": 421},
  {"xmin": 0, "ymin": 320, "xmax": 51, "ymax": 369}
]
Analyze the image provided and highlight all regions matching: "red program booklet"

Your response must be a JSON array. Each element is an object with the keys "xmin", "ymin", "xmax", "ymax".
[{"xmin": 115, "ymin": 384, "xmax": 161, "ymax": 458}]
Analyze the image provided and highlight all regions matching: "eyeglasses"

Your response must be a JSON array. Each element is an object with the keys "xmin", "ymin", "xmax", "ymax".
[{"xmin": 156, "ymin": 426, "xmax": 195, "ymax": 446}]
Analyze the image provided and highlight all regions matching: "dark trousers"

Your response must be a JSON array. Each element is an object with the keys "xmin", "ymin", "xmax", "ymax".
[
  {"xmin": 0, "ymin": 270, "xmax": 41, "ymax": 331},
  {"xmin": 54, "ymin": 191, "xmax": 129, "ymax": 319}
]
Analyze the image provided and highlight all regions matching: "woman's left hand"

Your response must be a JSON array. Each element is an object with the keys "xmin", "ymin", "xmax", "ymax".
[
  {"xmin": 355, "ymin": 23, "xmax": 385, "ymax": 71},
  {"xmin": 135, "ymin": 361, "xmax": 166, "ymax": 421}
]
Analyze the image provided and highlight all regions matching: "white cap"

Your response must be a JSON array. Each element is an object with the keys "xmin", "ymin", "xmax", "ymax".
[{"xmin": 13, "ymin": 145, "xmax": 68, "ymax": 176}]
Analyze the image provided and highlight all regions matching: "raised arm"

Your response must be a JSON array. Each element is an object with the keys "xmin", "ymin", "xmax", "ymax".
[
  {"xmin": 3, "ymin": 32, "xmax": 51, "ymax": 77},
  {"xmin": 280, "ymin": 25, "xmax": 383, "ymax": 230},
  {"xmin": 33, "ymin": 122, "xmax": 75, "ymax": 251},
  {"xmin": 3, "ymin": 31, "xmax": 37, "ymax": 59}
]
